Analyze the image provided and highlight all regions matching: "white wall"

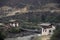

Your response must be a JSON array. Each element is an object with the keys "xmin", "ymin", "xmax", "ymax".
[
  {"xmin": 41, "ymin": 25, "xmax": 55, "ymax": 35},
  {"xmin": 9, "ymin": 22, "xmax": 19, "ymax": 27}
]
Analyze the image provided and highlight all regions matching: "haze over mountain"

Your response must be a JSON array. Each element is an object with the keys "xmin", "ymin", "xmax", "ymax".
[{"xmin": 0, "ymin": 0, "xmax": 60, "ymax": 7}]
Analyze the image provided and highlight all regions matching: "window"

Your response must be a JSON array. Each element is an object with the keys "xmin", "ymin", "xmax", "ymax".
[
  {"xmin": 49, "ymin": 30, "xmax": 51, "ymax": 33},
  {"xmin": 43, "ymin": 29, "xmax": 47, "ymax": 32},
  {"xmin": 53, "ymin": 30, "xmax": 55, "ymax": 32}
]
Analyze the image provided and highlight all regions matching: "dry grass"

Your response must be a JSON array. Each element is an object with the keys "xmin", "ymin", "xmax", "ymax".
[{"xmin": 35, "ymin": 35, "xmax": 51, "ymax": 40}]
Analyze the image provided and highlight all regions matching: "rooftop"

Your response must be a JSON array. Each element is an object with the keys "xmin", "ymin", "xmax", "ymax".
[
  {"xmin": 9, "ymin": 20, "xmax": 16, "ymax": 22},
  {"xmin": 38, "ymin": 23, "xmax": 51, "ymax": 26}
]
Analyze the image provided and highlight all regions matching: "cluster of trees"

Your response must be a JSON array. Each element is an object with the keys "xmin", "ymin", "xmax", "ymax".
[
  {"xmin": 8, "ymin": 27, "xmax": 20, "ymax": 33},
  {"xmin": 50, "ymin": 25, "xmax": 60, "ymax": 40},
  {"xmin": 0, "ymin": 30, "xmax": 6, "ymax": 40},
  {"xmin": 0, "ymin": 26, "xmax": 21, "ymax": 40},
  {"xmin": 27, "ymin": 12, "xmax": 60, "ymax": 23}
]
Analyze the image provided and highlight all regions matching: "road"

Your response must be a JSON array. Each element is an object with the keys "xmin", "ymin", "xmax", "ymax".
[{"xmin": 4, "ymin": 34, "xmax": 41, "ymax": 40}]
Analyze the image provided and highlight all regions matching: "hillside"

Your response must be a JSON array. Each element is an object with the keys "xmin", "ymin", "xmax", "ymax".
[
  {"xmin": 0, "ymin": 3, "xmax": 60, "ymax": 17},
  {"xmin": 0, "ymin": 11, "xmax": 60, "ymax": 23},
  {"xmin": 0, "ymin": 0, "xmax": 60, "ymax": 23}
]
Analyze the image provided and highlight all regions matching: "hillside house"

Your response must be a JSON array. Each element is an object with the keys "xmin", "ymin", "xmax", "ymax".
[
  {"xmin": 38, "ymin": 23, "xmax": 55, "ymax": 36},
  {"xmin": 9, "ymin": 20, "xmax": 19, "ymax": 27},
  {"xmin": 37, "ymin": 23, "xmax": 56, "ymax": 40},
  {"xmin": 4, "ymin": 20, "xmax": 19, "ymax": 28}
]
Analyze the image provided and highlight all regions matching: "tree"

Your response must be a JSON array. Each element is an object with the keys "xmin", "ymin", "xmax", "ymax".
[
  {"xmin": 0, "ymin": 31, "xmax": 6, "ymax": 40},
  {"xmin": 41, "ymin": 14, "xmax": 46, "ymax": 22},
  {"xmin": 50, "ymin": 25, "xmax": 60, "ymax": 40},
  {"xmin": 9, "ymin": 27, "xmax": 20, "ymax": 33}
]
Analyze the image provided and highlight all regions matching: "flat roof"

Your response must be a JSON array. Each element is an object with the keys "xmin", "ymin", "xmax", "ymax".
[
  {"xmin": 38, "ymin": 23, "xmax": 51, "ymax": 26},
  {"xmin": 9, "ymin": 20, "xmax": 16, "ymax": 22}
]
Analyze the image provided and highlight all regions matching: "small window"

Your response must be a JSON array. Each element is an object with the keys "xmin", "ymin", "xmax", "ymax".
[
  {"xmin": 43, "ymin": 29, "xmax": 47, "ymax": 32},
  {"xmin": 49, "ymin": 30, "xmax": 51, "ymax": 33}
]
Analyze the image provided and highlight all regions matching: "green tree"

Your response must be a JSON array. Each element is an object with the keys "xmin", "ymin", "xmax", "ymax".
[
  {"xmin": 9, "ymin": 27, "xmax": 20, "ymax": 33},
  {"xmin": 50, "ymin": 25, "xmax": 60, "ymax": 40},
  {"xmin": 0, "ymin": 31, "xmax": 6, "ymax": 40}
]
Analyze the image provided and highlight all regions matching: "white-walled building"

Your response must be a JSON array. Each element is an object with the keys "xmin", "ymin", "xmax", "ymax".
[
  {"xmin": 8, "ymin": 20, "xmax": 19, "ymax": 27},
  {"xmin": 37, "ymin": 23, "xmax": 56, "ymax": 40},
  {"xmin": 38, "ymin": 23, "xmax": 55, "ymax": 36}
]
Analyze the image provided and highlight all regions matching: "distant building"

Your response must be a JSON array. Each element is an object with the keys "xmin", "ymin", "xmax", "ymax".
[
  {"xmin": 38, "ymin": 23, "xmax": 56, "ymax": 40},
  {"xmin": 9, "ymin": 20, "xmax": 19, "ymax": 27},
  {"xmin": 4, "ymin": 20, "xmax": 19, "ymax": 28},
  {"xmin": 38, "ymin": 23, "xmax": 55, "ymax": 40},
  {"xmin": 38, "ymin": 23, "xmax": 55, "ymax": 36}
]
